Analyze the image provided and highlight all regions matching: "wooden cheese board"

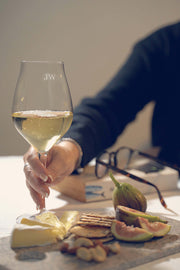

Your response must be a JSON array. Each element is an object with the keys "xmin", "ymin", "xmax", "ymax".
[{"xmin": 0, "ymin": 215, "xmax": 180, "ymax": 270}]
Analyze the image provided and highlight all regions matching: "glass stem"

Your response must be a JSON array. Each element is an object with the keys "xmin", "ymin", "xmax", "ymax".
[
  {"xmin": 38, "ymin": 152, "xmax": 47, "ymax": 168},
  {"xmin": 38, "ymin": 152, "xmax": 48, "ymax": 212}
]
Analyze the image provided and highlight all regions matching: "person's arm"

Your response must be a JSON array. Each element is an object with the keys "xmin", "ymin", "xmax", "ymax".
[
  {"xmin": 24, "ymin": 22, "xmax": 179, "ymax": 209},
  {"xmin": 64, "ymin": 24, "xmax": 174, "ymax": 166}
]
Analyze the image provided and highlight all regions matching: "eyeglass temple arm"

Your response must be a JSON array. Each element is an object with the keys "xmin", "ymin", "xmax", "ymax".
[
  {"xmin": 106, "ymin": 164, "xmax": 167, "ymax": 209},
  {"xmin": 134, "ymin": 149, "xmax": 180, "ymax": 172}
]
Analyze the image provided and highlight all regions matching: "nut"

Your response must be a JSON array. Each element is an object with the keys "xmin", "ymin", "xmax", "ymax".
[
  {"xmin": 76, "ymin": 247, "xmax": 92, "ymax": 262},
  {"xmin": 108, "ymin": 242, "xmax": 121, "ymax": 254},
  {"xmin": 93, "ymin": 240, "xmax": 110, "ymax": 255},
  {"xmin": 90, "ymin": 245, "xmax": 107, "ymax": 262},
  {"xmin": 74, "ymin": 237, "xmax": 94, "ymax": 248}
]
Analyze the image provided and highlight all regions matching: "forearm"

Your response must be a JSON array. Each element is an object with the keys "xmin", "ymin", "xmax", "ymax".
[
  {"xmin": 65, "ymin": 26, "xmax": 171, "ymax": 166},
  {"xmin": 65, "ymin": 48, "xmax": 155, "ymax": 165}
]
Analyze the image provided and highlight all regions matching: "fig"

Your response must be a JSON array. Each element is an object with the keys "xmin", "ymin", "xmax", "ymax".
[
  {"xmin": 111, "ymin": 220, "xmax": 153, "ymax": 242},
  {"xmin": 109, "ymin": 172, "xmax": 147, "ymax": 212},
  {"xmin": 135, "ymin": 217, "xmax": 171, "ymax": 237},
  {"xmin": 116, "ymin": 205, "xmax": 167, "ymax": 226}
]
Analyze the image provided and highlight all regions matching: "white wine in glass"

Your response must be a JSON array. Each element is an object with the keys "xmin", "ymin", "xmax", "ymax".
[{"xmin": 12, "ymin": 61, "xmax": 73, "ymax": 175}]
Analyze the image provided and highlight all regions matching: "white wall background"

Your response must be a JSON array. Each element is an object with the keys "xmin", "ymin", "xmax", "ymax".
[{"xmin": 0, "ymin": 0, "xmax": 180, "ymax": 156}]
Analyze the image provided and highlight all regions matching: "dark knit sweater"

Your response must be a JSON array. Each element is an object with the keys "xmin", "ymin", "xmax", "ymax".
[{"xmin": 65, "ymin": 21, "xmax": 180, "ymax": 167}]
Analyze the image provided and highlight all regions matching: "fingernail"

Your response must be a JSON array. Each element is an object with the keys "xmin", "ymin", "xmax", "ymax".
[
  {"xmin": 40, "ymin": 191, "xmax": 49, "ymax": 198},
  {"xmin": 48, "ymin": 175, "xmax": 53, "ymax": 183},
  {"xmin": 45, "ymin": 192, "xmax": 49, "ymax": 198},
  {"xmin": 40, "ymin": 174, "xmax": 48, "ymax": 182},
  {"xmin": 36, "ymin": 204, "xmax": 40, "ymax": 211}
]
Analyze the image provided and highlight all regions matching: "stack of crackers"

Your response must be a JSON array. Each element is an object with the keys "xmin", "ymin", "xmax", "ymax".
[{"xmin": 70, "ymin": 213, "xmax": 115, "ymax": 242}]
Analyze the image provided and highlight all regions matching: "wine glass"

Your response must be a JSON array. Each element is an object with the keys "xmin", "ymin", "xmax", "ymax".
[{"xmin": 12, "ymin": 60, "xmax": 73, "ymax": 209}]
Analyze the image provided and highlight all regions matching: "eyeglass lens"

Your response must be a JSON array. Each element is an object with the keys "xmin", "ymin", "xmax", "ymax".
[
  {"xmin": 116, "ymin": 148, "xmax": 164, "ymax": 173},
  {"xmin": 96, "ymin": 152, "xmax": 109, "ymax": 178},
  {"xmin": 115, "ymin": 148, "xmax": 132, "ymax": 169}
]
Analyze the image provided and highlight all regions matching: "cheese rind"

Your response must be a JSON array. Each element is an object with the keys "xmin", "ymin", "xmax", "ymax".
[
  {"xmin": 11, "ymin": 211, "xmax": 80, "ymax": 248},
  {"xmin": 20, "ymin": 212, "xmax": 66, "ymax": 240},
  {"xmin": 11, "ymin": 224, "xmax": 59, "ymax": 248}
]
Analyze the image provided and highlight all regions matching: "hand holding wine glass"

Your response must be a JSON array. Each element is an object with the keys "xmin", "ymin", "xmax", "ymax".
[{"xmin": 12, "ymin": 61, "xmax": 74, "ymax": 209}]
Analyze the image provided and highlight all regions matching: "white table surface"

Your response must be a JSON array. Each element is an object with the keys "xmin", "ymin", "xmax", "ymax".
[{"xmin": 0, "ymin": 155, "xmax": 180, "ymax": 269}]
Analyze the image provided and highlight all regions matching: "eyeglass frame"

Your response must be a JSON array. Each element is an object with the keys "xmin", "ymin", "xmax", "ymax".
[
  {"xmin": 96, "ymin": 146, "xmax": 180, "ymax": 175},
  {"xmin": 95, "ymin": 146, "xmax": 180, "ymax": 209}
]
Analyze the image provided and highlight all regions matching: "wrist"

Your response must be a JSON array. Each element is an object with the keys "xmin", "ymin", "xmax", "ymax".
[{"xmin": 60, "ymin": 138, "xmax": 83, "ymax": 170}]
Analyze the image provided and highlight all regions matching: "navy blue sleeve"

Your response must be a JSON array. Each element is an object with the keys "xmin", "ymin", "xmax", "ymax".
[{"xmin": 64, "ymin": 22, "xmax": 180, "ymax": 167}]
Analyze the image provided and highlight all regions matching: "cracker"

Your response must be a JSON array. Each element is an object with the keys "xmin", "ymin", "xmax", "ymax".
[
  {"xmin": 79, "ymin": 213, "xmax": 114, "ymax": 227},
  {"xmin": 80, "ymin": 216, "xmax": 113, "ymax": 222},
  {"xmin": 81, "ymin": 213, "xmax": 115, "ymax": 220},
  {"xmin": 70, "ymin": 225, "xmax": 111, "ymax": 238},
  {"xmin": 77, "ymin": 221, "xmax": 112, "ymax": 227}
]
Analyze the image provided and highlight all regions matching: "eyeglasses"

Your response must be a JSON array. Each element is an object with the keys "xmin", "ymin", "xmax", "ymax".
[{"xmin": 95, "ymin": 146, "xmax": 180, "ymax": 210}]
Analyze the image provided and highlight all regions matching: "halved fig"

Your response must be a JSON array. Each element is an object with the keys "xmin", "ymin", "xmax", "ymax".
[
  {"xmin": 111, "ymin": 220, "xmax": 153, "ymax": 242},
  {"xmin": 135, "ymin": 217, "xmax": 171, "ymax": 237},
  {"xmin": 116, "ymin": 205, "xmax": 167, "ymax": 226}
]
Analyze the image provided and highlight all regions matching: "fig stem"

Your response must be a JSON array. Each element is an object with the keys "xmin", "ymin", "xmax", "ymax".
[{"xmin": 109, "ymin": 172, "xmax": 121, "ymax": 188}]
